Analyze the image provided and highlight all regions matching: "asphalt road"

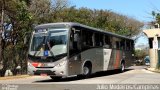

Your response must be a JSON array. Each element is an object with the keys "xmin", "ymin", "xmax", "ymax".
[{"xmin": 0, "ymin": 66, "xmax": 160, "ymax": 90}]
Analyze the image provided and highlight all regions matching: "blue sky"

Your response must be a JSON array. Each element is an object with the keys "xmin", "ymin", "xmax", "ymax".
[
  {"xmin": 69, "ymin": 0, "xmax": 160, "ymax": 47},
  {"xmin": 70, "ymin": 0, "xmax": 160, "ymax": 22}
]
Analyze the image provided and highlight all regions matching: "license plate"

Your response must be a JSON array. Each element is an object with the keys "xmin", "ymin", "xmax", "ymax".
[{"xmin": 40, "ymin": 73, "xmax": 48, "ymax": 76}]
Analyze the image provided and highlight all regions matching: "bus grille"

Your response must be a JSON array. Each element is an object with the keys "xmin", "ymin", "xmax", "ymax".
[
  {"xmin": 34, "ymin": 70, "xmax": 55, "ymax": 75},
  {"xmin": 36, "ymin": 67, "xmax": 54, "ymax": 68}
]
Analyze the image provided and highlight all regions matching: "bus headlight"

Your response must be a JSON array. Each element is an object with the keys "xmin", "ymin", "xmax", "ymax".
[
  {"xmin": 28, "ymin": 62, "xmax": 35, "ymax": 68},
  {"xmin": 55, "ymin": 60, "xmax": 67, "ymax": 67},
  {"xmin": 28, "ymin": 62, "xmax": 32, "ymax": 67}
]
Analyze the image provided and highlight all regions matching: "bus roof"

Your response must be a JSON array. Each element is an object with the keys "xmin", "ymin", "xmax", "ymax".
[{"xmin": 35, "ymin": 22, "xmax": 134, "ymax": 41}]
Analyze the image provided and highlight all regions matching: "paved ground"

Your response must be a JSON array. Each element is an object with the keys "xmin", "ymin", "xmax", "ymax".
[{"xmin": 0, "ymin": 66, "xmax": 160, "ymax": 90}]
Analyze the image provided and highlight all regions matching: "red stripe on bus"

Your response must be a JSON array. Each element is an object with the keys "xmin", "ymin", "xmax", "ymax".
[{"xmin": 114, "ymin": 50, "xmax": 120, "ymax": 69}]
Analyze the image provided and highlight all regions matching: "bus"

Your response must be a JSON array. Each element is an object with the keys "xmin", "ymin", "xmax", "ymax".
[{"xmin": 27, "ymin": 22, "xmax": 134, "ymax": 80}]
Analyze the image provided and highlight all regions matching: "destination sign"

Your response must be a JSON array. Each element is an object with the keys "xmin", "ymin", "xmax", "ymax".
[{"xmin": 35, "ymin": 29, "xmax": 47, "ymax": 33}]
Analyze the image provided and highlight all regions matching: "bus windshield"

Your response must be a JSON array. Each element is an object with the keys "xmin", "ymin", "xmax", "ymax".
[{"xmin": 29, "ymin": 29, "xmax": 68, "ymax": 57}]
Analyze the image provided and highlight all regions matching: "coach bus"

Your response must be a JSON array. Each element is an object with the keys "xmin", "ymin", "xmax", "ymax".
[{"xmin": 27, "ymin": 22, "xmax": 134, "ymax": 80}]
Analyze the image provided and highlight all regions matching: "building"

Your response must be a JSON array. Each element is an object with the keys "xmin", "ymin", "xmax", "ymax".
[{"xmin": 143, "ymin": 27, "xmax": 160, "ymax": 69}]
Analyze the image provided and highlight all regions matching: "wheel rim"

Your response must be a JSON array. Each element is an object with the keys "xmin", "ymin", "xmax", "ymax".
[
  {"xmin": 83, "ymin": 66, "xmax": 89, "ymax": 75},
  {"xmin": 121, "ymin": 63, "xmax": 125, "ymax": 71}
]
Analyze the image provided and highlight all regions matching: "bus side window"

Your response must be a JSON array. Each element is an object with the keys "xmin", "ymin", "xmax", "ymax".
[
  {"xmin": 120, "ymin": 39, "xmax": 125, "ymax": 50},
  {"xmin": 74, "ymin": 31, "xmax": 81, "ymax": 50},
  {"xmin": 81, "ymin": 29, "xmax": 94, "ymax": 50},
  {"xmin": 104, "ymin": 35, "xmax": 111, "ymax": 48},
  {"xmin": 86, "ymin": 32, "xmax": 93, "ymax": 46},
  {"xmin": 69, "ymin": 29, "xmax": 81, "ymax": 57},
  {"xmin": 95, "ymin": 33, "xmax": 98, "ymax": 46},
  {"xmin": 99, "ymin": 34, "xmax": 103, "ymax": 46},
  {"xmin": 69, "ymin": 31, "xmax": 73, "ymax": 50},
  {"xmin": 95, "ymin": 33, "xmax": 101, "ymax": 46},
  {"xmin": 111, "ymin": 37, "xmax": 116, "ymax": 49},
  {"xmin": 116, "ymin": 41, "xmax": 120, "ymax": 49},
  {"xmin": 131, "ymin": 40, "xmax": 134, "ymax": 50}
]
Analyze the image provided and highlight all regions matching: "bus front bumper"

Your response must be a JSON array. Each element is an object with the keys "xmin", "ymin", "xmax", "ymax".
[{"xmin": 28, "ymin": 61, "xmax": 68, "ymax": 77}]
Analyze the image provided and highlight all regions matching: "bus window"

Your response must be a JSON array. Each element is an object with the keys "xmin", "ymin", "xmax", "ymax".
[
  {"xmin": 113, "ymin": 37, "xmax": 120, "ymax": 49},
  {"xmin": 120, "ymin": 39, "xmax": 125, "ymax": 50},
  {"xmin": 94, "ymin": 33, "xmax": 98, "ymax": 46},
  {"xmin": 81, "ymin": 29, "xmax": 94, "ymax": 50},
  {"xmin": 95, "ymin": 33, "xmax": 101, "ymax": 46},
  {"xmin": 86, "ymin": 32, "xmax": 93, "ymax": 46},
  {"xmin": 130, "ymin": 40, "xmax": 134, "ymax": 50},
  {"xmin": 104, "ymin": 35, "xmax": 111, "ymax": 48},
  {"xmin": 112, "ymin": 37, "xmax": 116, "ymax": 49},
  {"xmin": 69, "ymin": 29, "xmax": 81, "ymax": 56},
  {"xmin": 116, "ymin": 41, "xmax": 120, "ymax": 49},
  {"xmin": 99, "ymin": 34, "xmax": 104, "ymax": 46}
]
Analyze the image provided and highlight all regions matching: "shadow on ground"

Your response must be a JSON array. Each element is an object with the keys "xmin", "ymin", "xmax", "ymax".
[{"xmin": 34, "ymin": 69, "xmax": 133, "ymax": 83}]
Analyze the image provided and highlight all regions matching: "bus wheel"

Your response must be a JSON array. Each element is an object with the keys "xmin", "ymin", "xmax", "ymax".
[
  {"xmin": 83, "ymin": 64, "xmax": 92, "ymax": 77},
  {"xmin": 50, "ymin": 76, "xmax": 62, "ymax": 81},
  {"xmin": 120, "ymin": 62, "xmax": 125, "ymax": 72}
]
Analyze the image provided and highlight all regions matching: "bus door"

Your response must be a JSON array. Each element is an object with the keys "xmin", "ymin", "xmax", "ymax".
[{"xmin": 68, "ymin": 28, "xmax": 82, "ymax": 75}]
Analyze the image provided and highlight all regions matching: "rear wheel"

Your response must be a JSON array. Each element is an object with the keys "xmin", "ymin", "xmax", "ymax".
[{"xmin": 120, "ymin": 62, "xmax": 125, "ymax": 72}]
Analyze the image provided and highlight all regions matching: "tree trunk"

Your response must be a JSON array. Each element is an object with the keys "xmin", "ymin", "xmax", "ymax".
[{"xmin": 0, "ymin": 0, "xmax": 4, "ymax": 76}]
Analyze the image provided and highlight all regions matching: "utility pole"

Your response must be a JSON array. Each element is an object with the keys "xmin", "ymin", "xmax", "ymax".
[{"xmin": 0, "ymin": 0, "xmax": 4, "ymax": 69}]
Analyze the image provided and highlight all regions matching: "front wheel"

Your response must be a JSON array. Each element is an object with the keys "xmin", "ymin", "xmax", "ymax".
[{"xmin": 83, "ymin": 65, "xmax": 92, "ymax": 77}]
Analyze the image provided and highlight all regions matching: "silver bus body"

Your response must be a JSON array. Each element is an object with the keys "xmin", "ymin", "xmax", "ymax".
[{"xmin": 28, "ymin": 22, "xmax": 134, "ymax": 78}]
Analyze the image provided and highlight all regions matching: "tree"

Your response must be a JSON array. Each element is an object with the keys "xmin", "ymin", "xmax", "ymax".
[
  {"xmin": 57, "ymin": 7, "xmax": 143, "ymax": 38},
  {"xmin": 135, "ymin": 49, "xmax": 148, "ymax": 59},
  {"xmin": 0, "ymin": 0, "xmax": 5, "ymax": 72},
  {"xmin": 135, "ymin": 49, "xmax": 148, "ymax": 65},
  {"xmin": 0, "ymin": 0, "xmax": 70, "ymax": 76},
  {"xmin": 151, "ymin": 11, "xmax": 160, "ymax": 25},
  {"xmin": 29, "ymin": 0, "xmax": 51, "ymax": 24},
  {"xmin": 28, "ymin": 0, "xmax": 69, "ymax": 24},
  {"xmin": 0, "ymin": 0, "xmax": 32, "ymax": 76}
]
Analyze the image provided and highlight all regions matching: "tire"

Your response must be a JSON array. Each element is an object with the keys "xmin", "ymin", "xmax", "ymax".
[
  {"xmin": 50, "ymin": 76, "xmax": 62, "ymax": 81},
  {"xmin": 120, "ymin": 62, "xmax": 125, "ymax": 72},
  {"xmin": 83, "ymin": 64, "xmax": 92, "ymax": 78}
]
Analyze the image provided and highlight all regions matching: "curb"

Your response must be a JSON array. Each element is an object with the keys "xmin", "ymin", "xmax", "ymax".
[
  {"xmin": 147, "ymin": 68, "xmax": 160, "ymax": 73},
  {"xmin": 0, "ymin": 75, "xmax": 30, "ymax": 80}
]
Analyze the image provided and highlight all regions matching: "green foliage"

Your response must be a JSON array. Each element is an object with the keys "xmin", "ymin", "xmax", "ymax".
[
  {"xmin": 151, "ymin": 11, "xmax": 160, "ymax": 24},
  {"xmin": 53, "ymin": 7, "xmax": 143, "ymax": 37},
  {"xmin": 0, "ymin": 0, "xmax": 32, "ymax": 75},
  {"xmin": 135, "ymin": 49, "xmax": 148, "ymax": 59}
]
